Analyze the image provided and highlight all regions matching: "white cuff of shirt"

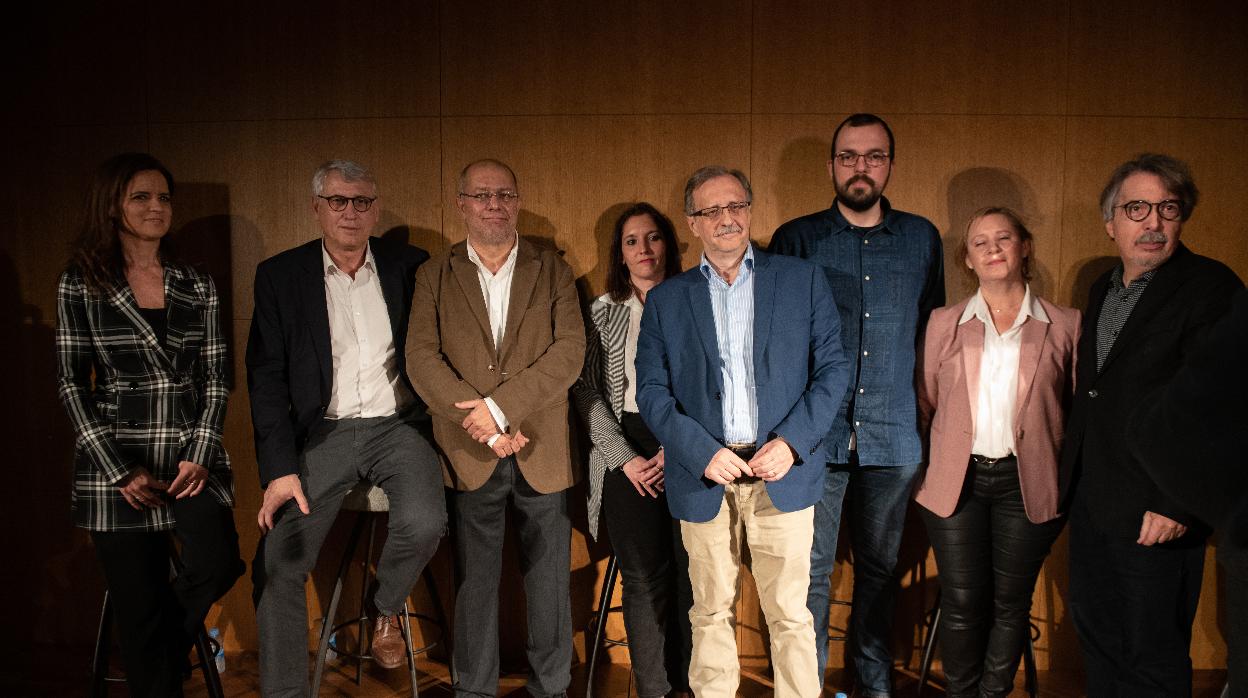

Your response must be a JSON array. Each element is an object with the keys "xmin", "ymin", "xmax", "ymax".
[
  {"xmin": 487, "ymin": 433, "xmax": 501, "ymax": 448},
  {"xmin": 483, "ymin": 397, "xmax": 508, "ymax": 432}
]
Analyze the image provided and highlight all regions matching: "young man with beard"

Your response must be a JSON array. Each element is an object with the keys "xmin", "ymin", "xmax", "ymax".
[{"xmin": 768, "ymin": 114, "xmax": 944, "ymax": 697}]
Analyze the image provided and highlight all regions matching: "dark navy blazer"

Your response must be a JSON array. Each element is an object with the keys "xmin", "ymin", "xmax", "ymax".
[{"xmin": 636, "ymin": 247, "xmax": 850, "ymax": 523}]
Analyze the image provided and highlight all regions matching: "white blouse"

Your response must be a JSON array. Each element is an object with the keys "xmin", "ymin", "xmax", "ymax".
[{"xmin": 958, "ymin": 286, "xmax": 1049, "ymax": 458}]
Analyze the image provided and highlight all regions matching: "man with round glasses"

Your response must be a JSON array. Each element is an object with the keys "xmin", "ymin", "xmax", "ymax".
[
  {"xmin": 768, "ymin": 113, "xmax": 944, "ymax": 697},
  {"xmin": 1062, "ymin": 153, "xmax": 1243, "ymax": 696},
  {"xmin": 247, "ymin": 159, "xmax": 447, "ymax": 695}
]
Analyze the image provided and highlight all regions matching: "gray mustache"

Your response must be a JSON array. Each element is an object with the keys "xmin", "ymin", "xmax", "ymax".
[
  {"xmin": 714, "ymin": 225, "xmax": 743, "ymax": 237},
  {"xmin": 1138, "ymin": 231, "xmax": 1168, "ymax": 244}
]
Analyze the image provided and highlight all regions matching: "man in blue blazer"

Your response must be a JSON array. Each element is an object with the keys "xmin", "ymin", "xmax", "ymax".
[
  {"xmin": 636, "ymin": 166, "xmax": 849, "ymax": 697},
  {"xmin": 246, "ymin": 160, "xmax": 446, "ymax": 696}
]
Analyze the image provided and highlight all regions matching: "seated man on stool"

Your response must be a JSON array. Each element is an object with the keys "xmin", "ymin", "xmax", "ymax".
[{"xmin": 247, "ymin": 159, "xmax": 446, "ymax": 697}]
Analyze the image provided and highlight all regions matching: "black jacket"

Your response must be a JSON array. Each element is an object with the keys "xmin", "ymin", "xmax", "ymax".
[
  {"xmin": 245, "ymin": 237, "xmax": 428, "ymax": 486},
  {"xmin": 1061, "ymin": 244, "xmax": 1242, "ymax": 540}
]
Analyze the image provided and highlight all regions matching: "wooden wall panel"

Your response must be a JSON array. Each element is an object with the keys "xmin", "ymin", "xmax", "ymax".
[
  {"xmin": 7, "ymin": 3, "xmax": 148, "ymax": 126},
  {"xmin": 440, "ymin": 0, "xmax": 752, "ymax": 115},
  {"xmin": 752, "ymin": 0, "xmax": 1069, "ymax": 115},
  {"xmin": 151, "ymin": 117, "xmax": 445, "ymax": 321},
  {"xmin": 751, "ymin": 114, "xmax": 1068, "ymax": 303},
  {"xmin": 440, "ymin": 115, "xmax": 752, "ymax": 291},
  {"xmin": 1067, "ymin": 0, "xmax": 1248, "ymax": 119},
  {"xmin": 1059, "ymin": 117, "xmax": 1248, "ymax": 305},
  {"xmin": 148, "ymin": 1, "xmax": 441, "ymax": 122}
]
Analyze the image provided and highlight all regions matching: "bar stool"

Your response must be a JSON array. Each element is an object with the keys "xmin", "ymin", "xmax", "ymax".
[
  {"xmin": 90, "ymin": 543, "xmax": 224, "ymax": 698},
  {"xmin": 311, "ymin": 481, "xmax": 450, "ymax": 697},
  {"xmin": 585, "ymin": 553, "xmax": 629, "ymax": 698},
  {"xmin": 915, "ymin": 588, "xmax": 1038, "ymax": 697}
]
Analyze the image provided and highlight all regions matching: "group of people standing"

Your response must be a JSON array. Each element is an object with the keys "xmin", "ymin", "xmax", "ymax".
[{"xmin": 56, "ymin": 111, "xmax": 1243, "ymax": 698}]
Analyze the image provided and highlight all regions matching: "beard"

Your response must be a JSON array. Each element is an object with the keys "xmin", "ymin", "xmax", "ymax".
[{"xmin": 835, "ymin": 174, "xmax": 885, "ymax": 212}]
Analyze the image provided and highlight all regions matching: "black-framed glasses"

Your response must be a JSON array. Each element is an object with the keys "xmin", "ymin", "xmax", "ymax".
[
  {"xmin": 690, "ymin": 201, "xmax": 750, "ymax": 219},
  {"xmin": 1115, "ymin": 199, "xmax": 1182, "ymax": 222},
  {"xmin": 458, "ymin": 191, "xmax": 520, "ymax": 205},
  {"xmin": 833, "ymin": 151, "xmax": 890, "ymax": 168},
  {"xmin": 317, "ymin": 195, "xmax": 376, "ymax": 212}
]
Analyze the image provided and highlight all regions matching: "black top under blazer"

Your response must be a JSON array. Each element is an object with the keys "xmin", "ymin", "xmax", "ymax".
[
  {"xmin": 245, "ymin": 236, "xmax": 428, "ymax": 487},
  {"xmin": 1061, "ymin": 244, "xmax": 1242, "ymax": 540}
]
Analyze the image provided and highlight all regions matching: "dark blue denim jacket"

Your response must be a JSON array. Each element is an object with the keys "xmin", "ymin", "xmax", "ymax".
[{"xmin": 768, "ymin": 196, "xmax": 944, "ymax": 466}]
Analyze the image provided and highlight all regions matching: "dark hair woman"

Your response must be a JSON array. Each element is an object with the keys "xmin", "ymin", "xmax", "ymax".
[
  {"xmin": 56, "ymin": 153, "xmax": 242, "ymax": 696},
  {"xmin": 915, "ymin": 207, "xmax": 1079, "ymax": 697},
  {"xmin": 573, "ymin": 202, "xmax": 691, "ymax": 698}
]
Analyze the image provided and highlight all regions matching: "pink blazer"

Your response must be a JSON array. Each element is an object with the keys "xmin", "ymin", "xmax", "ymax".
[{"xmin": 915, "ymin": 295, "xmax": 1080, "ymax": 523}]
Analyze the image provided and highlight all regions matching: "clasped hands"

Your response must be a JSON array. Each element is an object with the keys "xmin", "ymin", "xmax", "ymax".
[
  {"xmin": 455, "ymin": 398, "xmax": 529, "ymax": 458},
  {"xmin": 702, "ymin": 438, "xmax": 797, "ymax": 485},
  {"xmin": 118, "ymin": 460, "xmax": 208, "ymax": 510}
]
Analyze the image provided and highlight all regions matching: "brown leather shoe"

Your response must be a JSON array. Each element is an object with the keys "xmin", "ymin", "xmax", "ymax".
[{"xmin": 371, "ymin": 614, "xmax": 406, "ymax": 670}]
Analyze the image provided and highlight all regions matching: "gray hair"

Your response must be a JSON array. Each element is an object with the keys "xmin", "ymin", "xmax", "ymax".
[
  {"xmin": 683, "ymin": 166, "xmax": 753, "ymax": 215},
  {"xmin": 311, "ymin": 159, "xmax": 377, "ymax": 196},
  {"xmin": 1099, "ymin": 153, "xmax": 1198, "ymax": 222},
  {"xmin": 458, "ymin": 158, "xmax": 519, "ymax": 193}
]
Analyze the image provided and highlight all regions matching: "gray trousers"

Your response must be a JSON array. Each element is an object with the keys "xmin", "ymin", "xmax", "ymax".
[
  {"xmin": 252, "ymin": 412, "xmax": 447, "ymax": 697},
  {"xmin": 452, "ymin": 457, "xmax": 572, "ymax": 697}
]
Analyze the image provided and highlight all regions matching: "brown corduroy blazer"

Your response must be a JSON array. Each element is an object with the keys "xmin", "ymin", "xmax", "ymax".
[
  {"xmin": 406, "ymin": 237, "xmax": 586, "ymax": 493},
  {"xmin": 915, "ymin": 295, "xmax": 1080, "ymax": 523}
]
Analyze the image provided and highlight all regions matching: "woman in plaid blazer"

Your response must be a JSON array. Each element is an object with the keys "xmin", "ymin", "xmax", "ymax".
[
  {"xmin": 56, "ymin": 153, "xmax": 242, "ymax": 696},
  {"xmin": 571, "ymin": 203, "xmax": 692, "ymax": 698}
]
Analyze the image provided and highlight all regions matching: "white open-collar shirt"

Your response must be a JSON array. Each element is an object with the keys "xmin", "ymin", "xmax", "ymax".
[
  {"xmin": 958, "ymin": 285, "xmax": 1049, "ymax": 458},
  {"xmin": 465, "ymin": 235, "xmax": 520, "ymax": 440}
]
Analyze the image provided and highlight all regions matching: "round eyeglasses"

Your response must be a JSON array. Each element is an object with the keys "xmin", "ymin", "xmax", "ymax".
[
  {"xmin": 317, "ymin": 195, "xmax": 377, "ymax": 213},
  {"xmin": 1115, "ymin": 199, "xmax": 1182, "ymax": 222}
]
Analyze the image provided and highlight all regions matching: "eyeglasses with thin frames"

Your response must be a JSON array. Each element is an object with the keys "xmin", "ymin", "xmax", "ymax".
[
  {"xmin": 833, "ymin": 151, "xmax": 890, "ymax": 168},
  {"xmin": 317, "ymin": 195, "xmax": 376, "ymax": 213},
  {"xmin": 689, "ymin": 201, "xmax": 751, "ymax": 220},
  {"xmin": 458, "ymin": 191, "xmax": 520, "ymax": 205}
]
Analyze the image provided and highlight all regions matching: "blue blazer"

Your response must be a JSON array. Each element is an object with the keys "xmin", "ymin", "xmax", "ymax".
[{"xmin": 636, "ymin": 247, "xmax": 850, "ymax": 523}]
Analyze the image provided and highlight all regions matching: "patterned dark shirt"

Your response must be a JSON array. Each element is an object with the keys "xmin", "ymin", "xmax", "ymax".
[{"xmin": 1095, "ymin": 266, "xmax": 1157, "ymax": 372}]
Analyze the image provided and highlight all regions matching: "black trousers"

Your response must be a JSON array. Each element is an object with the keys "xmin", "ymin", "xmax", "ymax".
[
  {"xmin": 919, "ymin": 456, "xmax": 1063, "ymax": 698},
  {"xmin": 91, "ymin": 494, "xmax": 243, "ymax": 698},
  {"xmin": 452, "ymin": 456, "xmax": 572, "ymax": 697},
  {"xmin": 1069, "ymin": 499, "xmax": 1205, "ymax": 698},
  {"xmin": 600, "ymin": 412, "xmax": 693, "ymax": 697}
]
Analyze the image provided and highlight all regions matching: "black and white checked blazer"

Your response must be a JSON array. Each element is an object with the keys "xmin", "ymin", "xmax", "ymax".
[
  {"xmin": 56, "ymin": 264, "xmax": 234, "ymax": 532},
  {"xmin": 571, "ymin": 294, "xmax": 642, "ymax": 540}
]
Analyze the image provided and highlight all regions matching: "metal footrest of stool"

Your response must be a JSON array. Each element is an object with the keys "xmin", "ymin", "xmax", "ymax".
[{"xmin": 586, "ymin": 553, "xmax": 630, "ymax": 698}]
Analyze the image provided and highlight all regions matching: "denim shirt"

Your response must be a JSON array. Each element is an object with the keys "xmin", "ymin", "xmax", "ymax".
[{"xmin": 768, "ymin": 196, "xmax": 944, "ymax": 466}]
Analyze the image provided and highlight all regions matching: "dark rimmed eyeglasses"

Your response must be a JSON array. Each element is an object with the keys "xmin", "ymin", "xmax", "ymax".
[
  {"xmin": 833, "ymin": 151, "xmax": 890, "ymax": 168},
  {"xmin": 317, "ymin": 195, "xmax": 377, "ymax": 212},
  {"xmin": 1115, "ymin": 199, "xmax": 1182, "ymax": 222}
]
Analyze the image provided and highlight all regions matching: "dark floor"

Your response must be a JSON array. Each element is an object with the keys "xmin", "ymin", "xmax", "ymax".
[{"xmin": 11, "ymin": 646, "xmax": 1230, "ymax": 697}]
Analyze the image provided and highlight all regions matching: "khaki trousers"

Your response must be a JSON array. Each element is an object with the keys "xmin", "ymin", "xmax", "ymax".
[{"xmin": 681, "ymin": 479, "xmax": 819, "ymax": 697}]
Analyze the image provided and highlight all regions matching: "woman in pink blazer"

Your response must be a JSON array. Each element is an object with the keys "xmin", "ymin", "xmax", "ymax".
[{"xmin": 916, "ymin": 207, "xmax": 1079, "ymax": 697}]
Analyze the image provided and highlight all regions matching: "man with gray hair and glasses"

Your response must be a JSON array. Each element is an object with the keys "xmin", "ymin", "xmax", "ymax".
[
  {"xmin": 248, "ymin": 160, "xmax": 446, "ymax": 696},
  {"xmin": 637, "ymin": 165, "xmax": 848, "ymax": 697},
  {"xmin": 1061, "ymin": 153, "xmax": 1242, "ymax": 696}
]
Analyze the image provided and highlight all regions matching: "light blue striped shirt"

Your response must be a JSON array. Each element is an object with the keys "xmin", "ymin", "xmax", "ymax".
[{"xmin": 699, "ymin": 246, "xmax": 757, "ymax": 445}]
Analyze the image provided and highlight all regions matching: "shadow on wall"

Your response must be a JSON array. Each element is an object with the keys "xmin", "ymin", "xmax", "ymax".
[
  {"xmin": 943, "ymin": 167, "xmax": 1051, "ymax": 303},
  {"xmin": 772, "ymin": 136, "xmax": 831, "ymax": 241}
]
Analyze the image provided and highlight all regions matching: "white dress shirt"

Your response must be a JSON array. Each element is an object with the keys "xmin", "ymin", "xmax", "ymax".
[
  {"xmin": 465, "ymin": 236, "xmax": 520, "ymax": 441},
  {"xmin": 959, "ymin": 286, "xmax": 1049, "ymax": 458},
  {"xmin": 323, "ymin": 243, "xmax": 408, "ymax": 419}
]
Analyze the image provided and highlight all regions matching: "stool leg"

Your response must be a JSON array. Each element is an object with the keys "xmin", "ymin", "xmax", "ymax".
[
  {"xmin": 313, "ymin": 513, "xmax": 367, "ymax": 695},
  {"xmin": 402, "ymin": 599, "xmax": 419, "ymax": 698},
  {"xmin": 356, "ymin": 513, "xmax": 378, "ymax": 686},
  {"xmin": 91, "ymin": 591, "xmax": 112, "ymax": 698},
  {"xmin": 1023, "ymin": 623, "xmax": 1038, "ymax": 698},
  {"xmin": 917, "ymin": 601, "xmax": 941, "ymax": 697},
  {"xmin": 421, "ymin": 565, "xmax": 453, "ymax": 684},
  {"xmin": 586, "ymin": 554, "xmax": 620, "ymax": 698},
  {"xmin": 194, "ymin": 626, "xmax": 224, "ymax": 698}
]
